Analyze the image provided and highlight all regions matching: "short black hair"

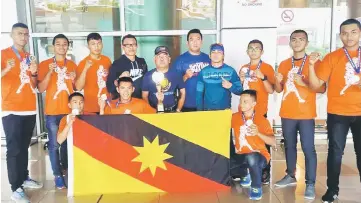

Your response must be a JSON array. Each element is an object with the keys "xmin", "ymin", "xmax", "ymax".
[
  {"xmin": 187, "ymin": 29, "xmax": 203, "ymax": 41},
  {"xmin": 117, "ymin": 77, "xmax": 134, "ymax": 86},
  {"xmin": 248, "ymin": 39, "xmax": 264, "ymax": 50},
  {"xmin": 240, "ymin": 89, "xmax": 257, "ymax": 101},
  {"xmin": 68, "ymin": 92, "xmax": 84, "ymax": 102},
  {"xmin": 122, "ymin": 34, "xmax": 137, "ymax": 45},
  {"xmin": 87, "ymin": 33, "xmax": 102, "ymax": 43},
  {"xmin": 12, "ymin": 23, "xmax": 28, "ymax": 30},
  {"xmin": 52, "ymin": 34, "xmax": 69, "ymax": 46},
  {"xmin": 340, "ymin": 18, "xmax": 361, "ymax": 32},
  {"xmin": 290, "ymin": 30, "xmax": 308, "ymax": 41}
]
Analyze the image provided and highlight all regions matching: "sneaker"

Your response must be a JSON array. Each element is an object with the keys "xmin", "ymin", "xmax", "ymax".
[
  {"xmin": 22, "ymin": 177, "xmax": 43, "ymax": 189},
  {"xmin": 240, "ymin": 173, "xmax": 252, "ymax": 187},
  {"xmin": 55, "ymin": 176, "xmax": 66, "ymax": 189},
  {"xmin": 11, "ymin": 188, "xmax": 30, "ymax": 203},
  {"xmin": 262, "ymin": 170, "xmax": 270, "ymax": 185},
  {"xmin": 321, "ymin": 189, "xmax": 338, "ymax": 203},
  {"xmin": 274, "ymin": 174, "xmax": 297, "ymax": 187},
  {"xmin": 304, "ymin": 184, "xmax": 316, "ymax": 200},
  {"xmin": 249, "ymin": 187, "xmax": 263, "ymax": 200},
  {"xmin": 232, "ymin": 176, "xmax": 241, "ymax": 181}
]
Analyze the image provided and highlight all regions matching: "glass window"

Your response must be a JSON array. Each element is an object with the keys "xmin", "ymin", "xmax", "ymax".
[
  {"xmin": 30, "ymin": 0, "xmax": 121, "ymax": 33},
  {"xmin": 125, "ymin": 0, "xmax": 216, "ymax": 31},
  {"xmin": 135, "ymin": 34, "xmax": 215, "ymax": 69},
  {"xmin": 0, "ymin": 34, "xmax": 14, "ymax": 50},
  {"xmin": 33, "ymin": 36, "xmax": 122, "ymax": 63},
  {"xmin": 1, "ymin": 0, "xmax": 19, "ymax": 32},
  {"xmin": 276, "ymin": 0, "xmax": 332, "ymax": 65}
]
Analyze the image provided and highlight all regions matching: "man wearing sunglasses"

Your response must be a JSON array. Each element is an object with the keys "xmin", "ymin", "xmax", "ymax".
[{"xmin": 106, "ymin": 34, "xmax": 148, "ymax": 99}]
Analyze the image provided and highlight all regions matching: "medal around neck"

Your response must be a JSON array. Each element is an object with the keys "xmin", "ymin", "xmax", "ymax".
[{"xmin": 152, "ymin": 72, "xmax": 165, "ymax": 113}]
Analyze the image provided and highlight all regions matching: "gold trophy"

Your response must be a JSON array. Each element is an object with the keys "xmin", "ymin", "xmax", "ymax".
[{"xmin": 152, "ymin": 71, "xmax": 165, "ymax": 113}]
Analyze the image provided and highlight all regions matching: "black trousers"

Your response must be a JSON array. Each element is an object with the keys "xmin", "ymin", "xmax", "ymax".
[{"xmin": 2, "ymin": 114, "xmax": 36, "ymax": 191}]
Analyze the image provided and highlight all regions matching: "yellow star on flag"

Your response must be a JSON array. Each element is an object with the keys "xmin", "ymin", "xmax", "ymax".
[{"xmin": 132, "ymin": 135, "xmax": 173, "ymax": 176}]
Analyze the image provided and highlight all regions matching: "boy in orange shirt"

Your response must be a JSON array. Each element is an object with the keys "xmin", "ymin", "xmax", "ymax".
[
  {"xmin": 75, "ymin": 33, "xmax": 111, "ymax": 114},
  {"xmin": 99, "ymin": 77, "xmax": 156, "ymax": 115},
  {"xmin": 38, "ymin": 34, "xmax": 77, "ymax": 189},
  {"xmin": 308, "ymin": 19, "xmax": 361, "ymax": 203},
  {"xmin": 57, "ymin": 92, "xmax": 85, "ymax": 146},
  {"xmin": 231, "ymin": 90, "xmax": 275, "ymax": 200},
  {"xmin": 1, "ymin": 23, "xmax": 43, "ymax": 202},
  {"xmin": 238, "ymin": 39, "xmax": 275, "ymax": 184},
  {"xmin": 274, "ymin": 30, "xmax": 325, "ymax": 200}
]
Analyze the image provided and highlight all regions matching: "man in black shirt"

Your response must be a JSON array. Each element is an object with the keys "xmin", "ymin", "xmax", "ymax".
[{"xmin": 106, "ymin": 34, "xmax": 148, "ymax": 99}]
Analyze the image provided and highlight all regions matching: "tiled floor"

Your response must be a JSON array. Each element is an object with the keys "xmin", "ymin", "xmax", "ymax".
[{"xmin": 1, "ymin": 142, "xmax": 361, "ymax": 203}]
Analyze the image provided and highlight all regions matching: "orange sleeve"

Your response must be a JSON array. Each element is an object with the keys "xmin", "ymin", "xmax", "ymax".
[
  {"xmin": 57, "ymin": 117, "xmax": 67, "ymax": 135},
  {"xmin": 38, "ymin": 60, "xmax": 49, "ymax": 82},
  {"xmin": 277, "ymin": 61, "xmax": 288, "ymax": 84},
  {"xmin": 68, "ymin": 61, "xmax": 78, "ymax": 73},
  {"xmin": 1, "ymin": 49, "xmax": 7, "ymax": 70},
  {"xmin": 104, "ymin": 105, "xmax": 112, "ymax": 115},
  {"xmin": 76, "ymin": 59, "xmax": 85, "ymax": 77},
  {"xmin": 264, "ymin": 64, "xmax": 276, "ymax": 84},
  {"xmin": 143, "ymin": 101, "xmax": 156, "ymax": 114},
  {"xmin": 316, "ymin": 54, "xmax": 332, "ymax": 83},
  {"xmin": 104, "ymin": 56, "xmax": 112, "ymax": 69},
  {"xmin": 259, "ymin": 117, "xmax": 274, "ymax": 136}
]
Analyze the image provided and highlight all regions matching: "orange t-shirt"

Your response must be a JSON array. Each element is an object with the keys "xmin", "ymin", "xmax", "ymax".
[
  {"xmin": 1, "ymin": 47, "xmax": 36, "ymax": 111},
  {"xmin": 278, "ymin": 57, "xmax": 319, "ymax": 119},
  {"xmin": 38, "ymin": 58, "xmax": 77, "ymax": 115},
  {"xmin": 57, "ymin": 112, "xmax": 95, "ymax": 135},
  {"xmin": 316, "ymin": 48, "xmax": 361, "ymax": 116},
  {"xmin": 231, "ymin": 112, "xmax": 274, "ymax": 162},
  {"xmin": 240, "ymin": 62, "xmax": 275, "ymax": 116},
  {"xmin": 104, "ymin": 98, "xmax": 156, "ymax": 114},
  {"xmin": 76, "ymin": 55, "xmax": 111, "ymax": 113}
]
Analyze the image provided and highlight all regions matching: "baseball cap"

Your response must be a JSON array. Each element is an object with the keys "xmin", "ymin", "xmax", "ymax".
[
  {"xmin": 154, "ymin": 46, "xmax": 170, "ymax": 55},
  {"xmin": 210, "ymin": 43, "xmax": 224, "ymax": 53}
]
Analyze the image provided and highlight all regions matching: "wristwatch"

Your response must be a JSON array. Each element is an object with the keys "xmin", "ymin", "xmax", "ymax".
[{"xmin": 261, "ymin": 75, "xmax": 268, "ymax": 81}]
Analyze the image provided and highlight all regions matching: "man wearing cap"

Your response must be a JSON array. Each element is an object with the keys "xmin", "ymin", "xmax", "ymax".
[
  {"xmin": 196, "ymin": 43, "xmax": 243, "ymax": 111},
  {"xmin": 142, "ymin": 46, "xmax": 186, "ymax": 113}
]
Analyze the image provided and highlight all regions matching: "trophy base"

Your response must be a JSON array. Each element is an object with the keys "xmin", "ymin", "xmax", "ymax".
[{"xmin": 157, "ymin": 104, "xmax": 165, "ymax": 114}]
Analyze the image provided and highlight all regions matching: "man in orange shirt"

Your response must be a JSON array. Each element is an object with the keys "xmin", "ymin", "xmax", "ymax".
[
  {"xmin": 38, "ymin": 34, "xmax": 77, "ymax": 189},
  {"xmin": 238, "ymin": 39, "xmax": 275, "ymax": 184},
  {"xmin": 274, "ymin": 30, "xmax": 324, "ymax": 200},
  {"xmin": 75, "ymin": 33, "xmax": 111, "ymax": 114},
  {"xmin": 1, "ymin": 23, "xmax": 43, "ymax": 202},
  {"xmin": 99, "ymin": 77, "xmax": 156, "ymax": 115},
  {"xmin": 231, "ymin": 90, "xmax": 275, "ymax": 200},
  {"xmin": 308, "ymin": 19, "xmax": 361, "ymax": 203}
]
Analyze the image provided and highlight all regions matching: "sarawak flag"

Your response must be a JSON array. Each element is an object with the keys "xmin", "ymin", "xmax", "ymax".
[{"xmin": 67, "ymin": 110, "xmax": 232, "ymax": 196}]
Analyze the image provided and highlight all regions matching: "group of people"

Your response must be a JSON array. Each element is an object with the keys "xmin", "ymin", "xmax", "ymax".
[{"xmin": 1, "ymin": 17, "xmax": 360, "ymax": 203}]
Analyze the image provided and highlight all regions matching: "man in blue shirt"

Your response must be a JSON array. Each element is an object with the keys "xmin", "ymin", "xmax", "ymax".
[
  {"xmin": 142, "ymin": 46, "xmax": 186, "ymax": 113},
  {"xmin": 172, "ymin": 29, "xmax": 210, "ymax": 112},
  {"xmin": 196, "ymin": 43, "xmax": 242, "ymax": 110}
]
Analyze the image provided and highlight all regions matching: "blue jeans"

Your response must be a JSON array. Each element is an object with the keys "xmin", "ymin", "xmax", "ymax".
[
  {"xmin": 230, "ymin": 152, "xmax": 267, "ymax": 188},
  {"xmin": 326, "ymin": 113, "xmax": 361, "ymax": 192},
  {"xmin": 45, "ymin": 115, "xmax": 66, "ymax": 176},
  {"xmin": 281, "ymin": 118, "xmax": 317, "ymax": 184}
]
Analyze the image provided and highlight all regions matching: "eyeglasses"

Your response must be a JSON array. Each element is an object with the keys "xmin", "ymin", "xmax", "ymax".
[{"xmin": 123, "ymin": 43, "xmax": 137, "ymax": 48}]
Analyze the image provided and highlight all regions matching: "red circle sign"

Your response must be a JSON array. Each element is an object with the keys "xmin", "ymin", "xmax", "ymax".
[{"xmin": 281, "ymin": 10, "xmax": 294, "ymax": 22}]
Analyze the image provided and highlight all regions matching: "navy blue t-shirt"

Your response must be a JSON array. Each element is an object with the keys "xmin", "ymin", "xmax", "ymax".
[
  {"xmin": 142, "ymin": 69, "xmax": 185, "ymax": 108},
  {"xmin": 172, "ymin": 51, "xmax": 210, "ymax": 108}
]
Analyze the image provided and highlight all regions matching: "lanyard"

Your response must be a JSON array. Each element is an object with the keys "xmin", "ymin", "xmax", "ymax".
[
  {"xmin": 247, "ymin": 60, "xmax": 262, "ymax": 78},
  {"xmin": 292, "ymin": 55, "xmax": 307, "ymax": 75},
  {"xmin": 53, "ymin": 56, "xmax": 67, "ymax": 68},
  {"xmin": 11, "ymin": 46, "xmax": 30, "ymax": 65},
  {"xmin": 343, "ymin": 46, "xmax": 361, "ymax": 74},
  {"xmin": 242, "ymin": 112, "xmax": 255, "ymax": 125}
]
